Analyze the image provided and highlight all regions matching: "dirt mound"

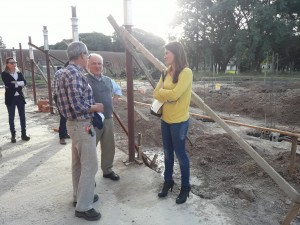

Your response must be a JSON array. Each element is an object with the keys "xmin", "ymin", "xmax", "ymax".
[{"xmin": 33, "ymin": 78, "xmax": 300, "ymax": 224}]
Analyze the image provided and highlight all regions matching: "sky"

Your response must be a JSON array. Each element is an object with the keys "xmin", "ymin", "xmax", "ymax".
[{"xmin": 0, "ymin": 0, "xmax": 180, "ymax": 49}]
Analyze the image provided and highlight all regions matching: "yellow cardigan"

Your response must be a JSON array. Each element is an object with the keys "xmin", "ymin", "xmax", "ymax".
[{"xmin": 153, "ymin": 67, "xmax": 193, "ymax": 124}]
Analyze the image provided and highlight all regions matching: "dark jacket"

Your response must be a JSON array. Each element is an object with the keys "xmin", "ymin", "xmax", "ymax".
[
  {"xmin": 86, "ymin": 73, "xmax": 114, "ymax": 119},
  {"xmin": 1, "ymin": 71, "xmax": 27, "ymax": 105}
]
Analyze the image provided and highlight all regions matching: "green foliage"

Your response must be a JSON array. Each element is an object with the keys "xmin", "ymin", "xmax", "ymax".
[
  {"xmin": 174, "ymin": 0, "xmax": 300, "ymax": 73},
  {"xmin": 80, "ymin": 32, "xmax": 112, "ymax": 51},
  {"xmin": 131, "ymin": 28, "xmax": 165, "ymax": 59},
  {"xmin": 49, "ymin": 29, "xmax": 165, "ymax": 58},
  {"xmin": 0, "ymin": 36, "xmax": 6, "ymax": 49},
  {"xmin": 50, "ymin": 39, "xmax": 70, "ymax": 50}
]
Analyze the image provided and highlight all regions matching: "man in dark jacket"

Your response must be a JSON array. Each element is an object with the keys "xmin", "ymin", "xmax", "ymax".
[{"xmin": 86, "ymin": 53, "xmax": 122, "ymax": 181}]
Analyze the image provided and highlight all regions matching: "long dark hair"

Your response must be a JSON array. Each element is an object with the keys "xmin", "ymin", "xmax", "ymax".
[
  {"xmin": 165, "ymin": 42, "xmax": 188, "ymax": 83},
  {"xmin": 4, "ymin": 57, "xmax": 15, "ymax": 73}
]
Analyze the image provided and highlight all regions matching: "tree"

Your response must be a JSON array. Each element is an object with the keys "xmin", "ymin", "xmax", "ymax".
[
  {"xmin": 0, "ymin": 36, "xmax": 6, "ymax": 49},
  {"xmin": 80, "ymin": 32, "xmax": 112, "ymax": 51},
  {"xmin": 175, "ymin": 0, "xmax": 240, "ymax": 72},
  {"xmin": 131, "ymin": 28, "xmax": 165, "ymax": 60},
  {"xmin": 49, "ymin": 29, "xmax": 165, "ymax": 56},
  {"xmin": 174, "ymin": 0, "xmax": 300, "ymax": 73},
  {"xmin": 50, "ymin": 39, "xmax": 70, "ymax": 50}
]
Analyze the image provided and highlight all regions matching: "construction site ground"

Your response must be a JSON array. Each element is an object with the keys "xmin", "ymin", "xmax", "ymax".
[{"xmin": 1, "ymin": 76, "xmax": 300, "ymax": 225}]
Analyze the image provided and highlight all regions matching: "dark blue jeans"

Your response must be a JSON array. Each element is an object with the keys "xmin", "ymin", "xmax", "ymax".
[
  {"xmin": 59, "ymin": 112, "xmax": 68, "ymax": 139},
  {"xmin": 54, "ymin": 94, "xmax": 68, "ymax": 139},
  {"xmin": 161, "ymin": 119, "xmax": 190, "ymax": 187},
  {"xmin": 6, "ymin": 95, "xmax": 26, "ymax": 135}
]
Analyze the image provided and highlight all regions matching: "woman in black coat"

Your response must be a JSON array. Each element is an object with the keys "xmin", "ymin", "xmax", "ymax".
[{"xmin": 1, "ymin": 57, "xmax": 30, "ymax": 143}]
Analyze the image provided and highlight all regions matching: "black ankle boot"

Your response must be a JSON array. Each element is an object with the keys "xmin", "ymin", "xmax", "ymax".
[
  {"xmin": 158, "ymin": 181, "xmax": 174, "ymax": 198},
  {"xmin": 21, "ymin": 134, "xmax": 30, "ymax": 141},
  {"xmin": 11, "ymin": 133, "xmax": 16, "ymax": 143},
  {"xmin": 176, "ymin": 186, "xmax": 191, "ymax": 204}
]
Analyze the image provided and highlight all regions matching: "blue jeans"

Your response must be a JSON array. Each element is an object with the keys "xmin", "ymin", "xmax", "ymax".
[
  {"xmin": 58, "ymin": 112, "xmax": 68, "ymax": 139},
  {"xmin": 6, "ymin": 96, "xmax": 26, "ymax": 135},
  {"xmin": 54, "ymin": 94, "xmax": 68, "ymax": 139},
  {"xmin": 161, "ymin": 119, "xmax": 190, "ymax": 187}
]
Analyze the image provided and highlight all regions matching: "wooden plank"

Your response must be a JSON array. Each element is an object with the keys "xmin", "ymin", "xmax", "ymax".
[
  {"xmin": 289, "ymin": 137, "xmax": 298, "ymax": 175},
  {"xmin": 282, "ymin": 203, "xmax": 300, "ymax": 225}
]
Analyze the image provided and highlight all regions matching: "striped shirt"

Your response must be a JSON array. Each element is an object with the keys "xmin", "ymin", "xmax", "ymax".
[{"xmin": 56, "ymin": 63, "xmax": 95, "ymax": 120}]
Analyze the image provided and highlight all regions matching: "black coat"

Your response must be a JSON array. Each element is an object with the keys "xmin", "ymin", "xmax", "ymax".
[{"xmin": 1, "ymin": 71, "xmax": 27, "ymax": 105}]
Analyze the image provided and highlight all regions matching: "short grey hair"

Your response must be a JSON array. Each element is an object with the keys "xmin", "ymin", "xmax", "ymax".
[
  {"xmin": 88, "ymin": 53, "xmax": 103, "ymax": 61},
  {"xmin": 67, "ymin": 41, "xmax": 88, "ymax": 61}
]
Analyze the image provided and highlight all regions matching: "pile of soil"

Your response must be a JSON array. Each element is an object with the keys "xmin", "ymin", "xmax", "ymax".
[{"xmin": 33, "ymin": 78, "xmax": 300, "ymax": 224}]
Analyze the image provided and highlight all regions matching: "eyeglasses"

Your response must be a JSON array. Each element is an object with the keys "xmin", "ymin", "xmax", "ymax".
[{"xmin": 8, "ymin": 62, "xmax": 17, "ymax": 64}]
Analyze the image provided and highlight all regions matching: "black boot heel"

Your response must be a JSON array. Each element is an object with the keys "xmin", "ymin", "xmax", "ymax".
[
  {"xmin": 11, "ymin": 133, "xmax": 16, "ymax": 143},
  {"xmin": 158, "ymin": 181, "xmax": 174, "ymax": 198},
  {"xmin": 21, "ymin": 134, "xmax": 30, "ymax": 141},
  {"xmin": 176, "ymin": 186, "xmax": 191, "ymax": 204}
]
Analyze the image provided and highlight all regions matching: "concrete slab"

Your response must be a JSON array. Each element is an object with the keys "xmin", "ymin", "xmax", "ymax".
[{"xmin": 0, "ymin": 88, "xmax": 233, "ymax": 225}]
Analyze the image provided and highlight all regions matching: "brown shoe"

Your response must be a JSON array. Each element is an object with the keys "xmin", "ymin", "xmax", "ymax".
[{"xmin": 60, "ymin": 138, "xmax": 66, "ymax": 145}]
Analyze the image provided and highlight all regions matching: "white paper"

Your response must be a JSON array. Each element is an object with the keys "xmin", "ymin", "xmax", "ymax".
[{"xmin": 151, "ymin": 99, "xmax": 164, "ymax": 113}]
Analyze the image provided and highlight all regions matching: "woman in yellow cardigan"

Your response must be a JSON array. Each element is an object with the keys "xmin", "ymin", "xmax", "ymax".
[{"xmin": 153, "ymin": 41, "xmax": 193, "ymax": 204}]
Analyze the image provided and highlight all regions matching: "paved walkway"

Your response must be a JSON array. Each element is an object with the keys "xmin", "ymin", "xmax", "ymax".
[{"xmin": 0, "ymin": 87, "xmax": 233, "ymax": 225}]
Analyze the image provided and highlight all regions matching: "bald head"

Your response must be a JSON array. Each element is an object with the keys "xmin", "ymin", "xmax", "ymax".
[{"xmin": 88, "ymin": 53, "xmax": 103, "ymax": 77}]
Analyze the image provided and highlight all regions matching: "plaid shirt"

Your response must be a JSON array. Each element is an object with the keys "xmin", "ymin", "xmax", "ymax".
[
  {"xmin": 56, "ymin": 63, "xmax": 95, "ymax": 120},
  {"xmin": 52, "ymin": 68, "xmax": 63, "ymax": 97}
]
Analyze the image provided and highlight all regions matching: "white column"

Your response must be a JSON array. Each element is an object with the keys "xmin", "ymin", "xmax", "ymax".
[
  {"xmin": 71, "ymin": 6, "xmax": 79, "ymax": 41},
  {"xmin": 29, "ymin": 45, "xmax": 34, "ymax": 60},
  {"xmin": 123, "ymin": 0, "xmax": 133, "ymax": 26},
  {"xmin": 43, "ymin": 26, "xmax": 49, "ymax": 50},
  {"xmin": 12, "ymin": 48, "xmax": 16, "ymax": 61}
]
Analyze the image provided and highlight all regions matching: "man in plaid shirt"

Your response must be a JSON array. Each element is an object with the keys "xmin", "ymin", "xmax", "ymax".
[{"xmin": 56, "ymin": 41, "xmax": 103, "ymax": 221}]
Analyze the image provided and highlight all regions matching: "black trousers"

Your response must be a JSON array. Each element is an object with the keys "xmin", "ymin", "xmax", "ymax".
[{"xmin": 6, "ymin": 95, "xmax": 26, "ymax": 135}]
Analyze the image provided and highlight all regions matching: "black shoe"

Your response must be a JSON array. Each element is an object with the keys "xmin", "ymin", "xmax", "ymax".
[
  {"xmin": 176, "ymin": 186, "xmax": 191, "ymax": 204},
  {"xmin": 11, "ymin": 133, "xmax": 16, "ymax": 143},
  {"xmin": 103, "ymin": 171, "xmax": 120, "ymax": 181},
  {"xmin": 21, "ymin": 135, "xmax": 30, "ymax": 141},
  {"xmin": 64, "ymin": 134, "xmax": 70, "ymax": 139},
  {"xmin": 73, "ymin": 194, "xmax": 99, "ymax": 207},
  {"xmin": 75, "ymin": 208, "xmax": 101, "ymax": 221},
  {"xmin": 158, "ymin": 181, "xmax": 174, "ymax": 198},
  {"xmin": 60, "ymin": 138, "xmax": 66, "ymax": 145}
]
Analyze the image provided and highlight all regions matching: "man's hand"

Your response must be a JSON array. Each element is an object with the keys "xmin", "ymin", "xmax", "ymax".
[
  {"xmin": 94, "ymin": 103, "xmax": 104, "ymax": 112},
  {"xmin": 113, "ymin": 95, "xmax": 120, "ymax": 103}
]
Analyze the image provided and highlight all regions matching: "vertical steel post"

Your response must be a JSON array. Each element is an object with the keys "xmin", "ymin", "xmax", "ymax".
[
  {"xmin": 29, "ymin": 37, "xmax": 37, "ymax": 105},
  {"xmin": 0, "ymin": 51, "xmax": 2, "ymax": 73},
  {"xmin": 124, "ymin": 0, "xmax": 135, "ymax": 162},
  {"xmin": 125, "ymin": 25, "xmax": 135, "ymax": 162},
  {"xmin": 30, "ymin": 59, "xmax": 37, "ymax": 105},
  {"xmin": 18, "ymin": 43, "xmax": 25, "ymax": 74},
  {"xmin": 45, "ymin": 51, "xmax": 53, "ymax": 113},
  {"xmin": 43, "ymin": 26, "xmax": 54, "ymax": 114}
]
